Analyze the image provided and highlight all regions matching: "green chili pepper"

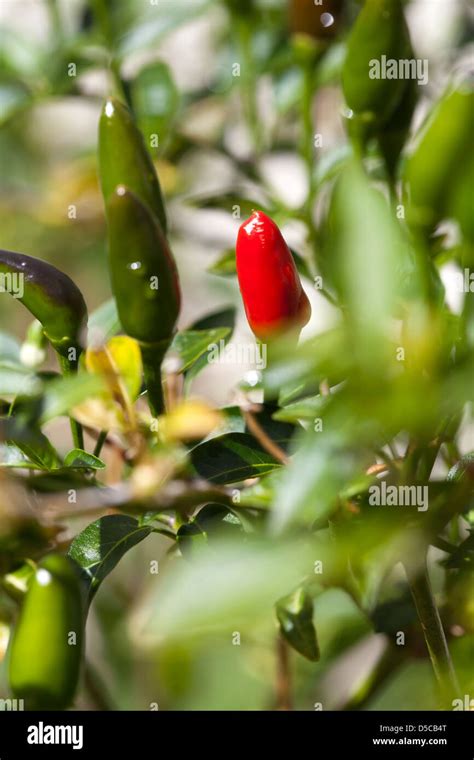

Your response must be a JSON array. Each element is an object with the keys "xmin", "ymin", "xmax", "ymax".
[
  {"xmin": 342, "ymin": 0, "xmax": 412, "ymax": 134},
  {"xmin": 404, "ymin": 87, "xmax": 474, "ymax": 233},
  {"xmin": 8, "ymin": 554, "xmax": 84, "ymax": 710},
  {"xmin": 0, "ymin": 249, "xmax": 87, "ymax": 366},
  {"xmin": 106, "ymin": 186, "xmax": 181, "ymax": 415},
  {"xmin": 99, "ymin": 97, "xmax": 167, "ymax": 233}
]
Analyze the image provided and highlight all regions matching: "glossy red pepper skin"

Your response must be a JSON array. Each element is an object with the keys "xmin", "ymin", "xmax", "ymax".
[{"xmin": 236, "ymin": 211, "xmax": 311, "ymax": 340}]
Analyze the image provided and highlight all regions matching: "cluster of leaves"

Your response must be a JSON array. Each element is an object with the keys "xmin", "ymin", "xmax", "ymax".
[{"xmin": 0, "ymin": 0, "xmax": 473, "ymax": 710}]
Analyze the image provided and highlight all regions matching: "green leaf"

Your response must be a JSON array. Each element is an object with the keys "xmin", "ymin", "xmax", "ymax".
[
  {"xmin": 177, "ymin": 504, "xmax": 244, "ymax": 559},
  {"xmin": 0, "ymin": 419, "xmax": 61, "ymax": 470},
  {"xmin": 371, "ymin": 591, "xmax": 418, "ymax": 635},
  {"xmin": 0, "ymin": 443, "xmax": 42, "ymax": 469},
  {"xmin": 0, "ymin": 332, "xmax": 21, "ymax": 363},
  {"xmin": 40, "ymin": 372, "xmax": 105, "ymax": 423},
  {"xmin": 207, "ymin": 249, "xmax": 237, "ymax": 277},
  {"xmin": 322, "ymin": 161, "xmax": 405, "ymax": 373},
  {"xmin": 270, "ymin": 416, "xmax": 367, "ymax": 533},
  {"xmin": 132, "ymin": 61, "xmax": 180, "ymax": 153},
  {"xmin": 217, "ymin": 404, "xmax": 300, "ymax": 452},
  {"xmin": 130, "ymin": 537, "xmax": 317, "ymax": 644},
  {"xmin": 68, "ymin": 515, "xmax": 152, "ymax": 600},
  {"xmin": 314, "ymin": 143, "xmax": 352, "ymax": 188},
  {"xmin": 11, "ymin": 436, "xmax": 61, "ymax": 471},
  {"xmin": 190, "ymin": 193, "xmax": 271, "ymax": 219},
  {"xmin": 272, "ymin": 395, "xmax": 329, "ymax": 423},
  {"xmin": 118, "ymin": 1, "xmax": 210, "ymax": 57},
  {"xmin": 190, "ymin": 432, "xmax": 281, "ymax": 484},
  {"xmin": 190, "ymin": 308, "xmax": 236, "ymax": 334},
  {"xmin": 64, "ymin": 448, "xmax": 106, "ymax": 470},
  {"xmin": 207, "ymin": 246, "xmax": 312, "ymax": 282},
  {"xmin": 276, "ymin": 587, "xmax": 320, "ymax": 661},
  {"xmin": 88, "ymin": 298, "xmax": 122, "ymax": 342},
  {"xmin": 239, "ymin": 472, "xmax": 279, "ymax": 508},
  {"xmin": 171, "ymin": 327, "xmax": 231, "ymax": 373},
  {"xmin": 0, "ymin": 27, "xmax": 45, "ymax": 78},
  {"xmin": 0, "ymin": 81, "xmax": 31, "ymax": 125},
  {"xmin": 273, "ymin": 68, "xmax": 303, "ymax": 114},
  {"xmin": 23, "ymin": 470, "xmax": 92, "ymax": 492},
  {"xmin": 263, "ymin": 328, "xmax": 351, "ymax": 399},
  {"xmin": 315, "ymin": 41, "xmax": 346, "ymax": 88},
  {"xmin": 0, "ymin": 362, "xmax": 41, "ymax": 398},
  {"xmin": 185, "ymin": 309, "xmax": 236, "ymax": 384}
]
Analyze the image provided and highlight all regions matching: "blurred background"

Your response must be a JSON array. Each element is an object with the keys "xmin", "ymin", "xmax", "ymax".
[{"xmin": 0, "ymin": 0, "xmax": 473, "ymax": 710}]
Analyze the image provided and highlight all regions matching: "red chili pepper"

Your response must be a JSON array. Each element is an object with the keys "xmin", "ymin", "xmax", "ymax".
[{"xmin": 236, "ymin": 210, "xmax": 311, "ymax": 340}]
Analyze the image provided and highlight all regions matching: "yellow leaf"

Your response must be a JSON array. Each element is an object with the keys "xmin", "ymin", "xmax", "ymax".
[
  {"xmin": 75, "ymin": 337, "xmax": 142, "ymax": 433},
  {"xmin": 106, "ymin": 336, "xmax": 143, "ymax": 401},
  {"xmin": 72, "ymin": 397, "xmax": 128, "ymax": 434}
]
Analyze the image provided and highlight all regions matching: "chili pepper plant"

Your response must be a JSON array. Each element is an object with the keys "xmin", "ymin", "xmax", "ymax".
[{"xmin": 0, "ymin": 0, "xmax": 472, "ymax": 711}]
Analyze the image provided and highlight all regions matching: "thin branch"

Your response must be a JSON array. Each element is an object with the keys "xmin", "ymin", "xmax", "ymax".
[
  {"xmin": 93, "ymin": 430, "xmax": 108, "ymax": 458},
  {"xmin": 38, "ymin": 479, "xmax": 235, "ymax": 520},
  {"xmin": 319, "ymin": 379, "xmax": 330, "ymax": 397},
  {"xmin": 366, "ymin": 463, "xmax": 389, "ymax": 476},
  {"xmin": 275, "ymin": 634, "xmax": 292, "ymax": 711},
  {"xmin": 83, "ymin": 660, "xmax": 114, "ymax": 711},
  {"xmin": 404, "ymin": 557, "xmax": 460, "ymax": 706},
  {"xmin": 242, "ymin": 409, "xmax": 289, "ymax": 465}
]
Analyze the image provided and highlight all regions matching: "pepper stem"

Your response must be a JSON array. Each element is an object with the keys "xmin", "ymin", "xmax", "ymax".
[
  {"xmin": 140, "ymin": 339, "xmax": 171, "ymax": 417},
  {"xmin": 404, "ymin": 557, "xmax": 460, "ymax": 707},
  {"xmin": 59, "ymin": 354, "xmax": 84, "ymax": 450}
]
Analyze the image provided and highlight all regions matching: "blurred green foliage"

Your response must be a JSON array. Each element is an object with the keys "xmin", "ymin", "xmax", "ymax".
[{"xmin": 0, "ymin": 0, "xmax": 473, "ymax": 712}]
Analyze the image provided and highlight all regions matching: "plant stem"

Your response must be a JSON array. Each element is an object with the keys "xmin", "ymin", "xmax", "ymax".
[
  {"xmin": 90, "ymin": 0, "xmax": 112, "ymax": 44},
  {"xmin": 275, "ymin": 634, "xmax": 292, "ymax": 710},
  {"xmin": 46, "ymin": 0, "xmax": 64, "ymax": 43},
  {"xmin": 40, "ymin": 478, "xmax": 265, "ymax": 520},
  {"xmin": 301, "ymin": 62, "xmax": 315, "ymax": 180},
  {"xmin": 59, "ymin": 355, "xmax": 84, "ymax": 450},
  {"xmin": 242, "ymin": 408, "xmax": 289, "ymax": 465},
  {"xmin": 236, "ymin": 17, "xmax": 262, "ymax": 153},
  {"xmin": 301, "ymin": 59, "xmax": 318, "ymax": 255},
  {"xmin": 110, "ymin": 57, "xmax": 133, "ymax": 109},
  {"xmin": 93, "ymin": 430, "xmax": 108, "ymax": 458},
  {"xmin": 151, "ymin": 527, "xmax": 176, "ymax": 541},
  {"xmin": 140, "ymin": 339, "xmax": 171, "ymax": 417},
  {"xmin": 84, "ymin": 660, "xmax": 114, "ymax": 711},
  {"xmin": 404, "ymin": 557, "xmax": 460, "ymax": 706}
]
